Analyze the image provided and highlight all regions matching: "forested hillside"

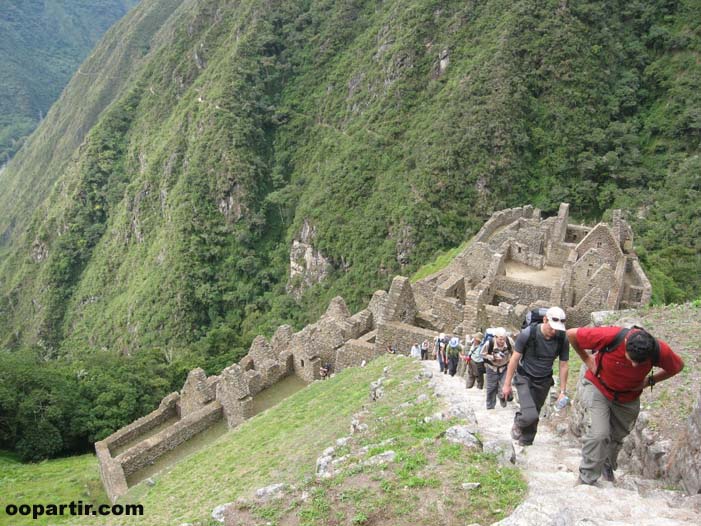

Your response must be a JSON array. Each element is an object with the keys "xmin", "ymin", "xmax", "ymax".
[
  {"xmin": 0, "ymin": 0, "xmax": 699, "ymax": 459},
  {"xmin": 0, "ymin": 0, "xmax": 140, "ymax": 164}
]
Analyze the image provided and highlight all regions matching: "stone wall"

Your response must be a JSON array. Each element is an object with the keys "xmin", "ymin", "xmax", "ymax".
[
  {"xmin": 493, "ymin": 276, "xmax": 552, "ymax": 305},
  {"xmin": 179, "ymin": 368, "xmax": 216, "ymax": 417},
  {"xmin": 217, "ymin": 364, "xmax": 254, "ymax": 428},
  {"xmin": 411, "ymin": 277, "xmax": 437, "ymax": 312},
  {"xmin": 344, "ymin": 309, "xmax": 374, "ymax": 340},
  {"xmin": 383, "ymin": 276, "xmax": 417, "ymax": 324},
  {"xmin": 375, "ymin": 321, "xmax": 438, "ymax": 355},
  {"xmin": 368, "ymin": 290, "xmax": 388, "ymax": 328},
  {"xmin": 567, "ymin": 287, "xmax": 608, "ymax": 328},
  {"xmin": 544, "ymin": 241, "xmax": 573, "ymax": 268},
  {"xmin": 335, "ymin": 339, "xmax": 379, "ymax": 371},
  {"xmin": 565, "ymin": 225, "xmax": 591, "ymax": 244},
  {"xmin": 460, "ymin": 242, "xmax": 496, "ymax": 283},
  {"xmin": 119, "ymin": 402, "xmax": 223, "ymax": 478},
  {"xmin": 103, "ymin": 393, "xmax": 179, "ymax": 456},
  {"xmin": 473, "ymin": 205, "xmax": 536, "ymax": 243},
  {"xmin": 629, "ymin": 259, "xmax": 652, "ymax": 305},
  {"xmin": 570, "ymin": 249, "xmax": 608, "ymax": 304},
  {"xmin": 431, "ymin": 296, "xmax": 464, "ymax": 333},
  {"xmin": 587, "ymin": 265, "xmax": 616, "ymax": 308},
  {"xmin": 484, "ymin": 302, "xmax": 519, "ymax": 332},
  {"xmin": 95, "ymin": 443, "xmax": 128, "ymax": 506},
  {"xmin": 508, "ymin": 239, "xmax": 545, "ymax": 268},
  {"xmin": 575, "ymin": 224, "xmax": 622, "ymax": 269}
]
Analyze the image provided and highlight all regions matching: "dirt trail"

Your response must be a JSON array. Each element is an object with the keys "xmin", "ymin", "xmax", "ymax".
[{"xmin": 423, "ymin": 360, "xmax": 701, "ymax": 526}]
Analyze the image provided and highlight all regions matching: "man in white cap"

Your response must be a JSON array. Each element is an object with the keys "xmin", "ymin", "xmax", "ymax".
[{"xmin": 503, "ymin": 306, "xmax": 569, "ymax": 446}]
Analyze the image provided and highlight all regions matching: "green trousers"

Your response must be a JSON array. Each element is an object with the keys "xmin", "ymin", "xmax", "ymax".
[{"xmin": 579, "ymin": 379, "xmax": 640, "ymax": 484}]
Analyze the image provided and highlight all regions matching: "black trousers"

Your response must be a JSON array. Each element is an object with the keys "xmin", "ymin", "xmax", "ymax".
[
  {"xmin": 512, "ymin": 372, "xmax": 553, "ymax": 444},
  {"xmin": 448, "ymin": 355, "xmax": 459, "ymax": 376}
]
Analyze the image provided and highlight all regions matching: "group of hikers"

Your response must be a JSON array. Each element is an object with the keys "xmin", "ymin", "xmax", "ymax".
[{"xmin": 408, "ymin": 306, "xmax": 684, "ymax": 486}]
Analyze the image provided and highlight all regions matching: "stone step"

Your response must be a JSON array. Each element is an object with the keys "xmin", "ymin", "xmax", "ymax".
[{"xmin": 421, "ymin": 359, "xmax": 701, "ymax": 526}]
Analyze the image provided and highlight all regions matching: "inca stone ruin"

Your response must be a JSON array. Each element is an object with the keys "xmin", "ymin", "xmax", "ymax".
[{"xmin": 96, "ymin": 203, "xmax": 654, "ymax": 501}]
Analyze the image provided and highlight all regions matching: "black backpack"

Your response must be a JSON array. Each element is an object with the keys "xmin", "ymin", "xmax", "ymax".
[{"xmin": 521, "ymin": 307, "xmax": 549, "ymax": 330}]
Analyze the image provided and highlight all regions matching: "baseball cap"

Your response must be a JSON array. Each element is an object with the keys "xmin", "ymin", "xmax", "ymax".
[
  {"xmin": 449, "ymin": 337, "xmax": 460, "ymax": 348},
  {"xmin": 546, "ymin": 306, "xmax": 567, "ymax": 331}
]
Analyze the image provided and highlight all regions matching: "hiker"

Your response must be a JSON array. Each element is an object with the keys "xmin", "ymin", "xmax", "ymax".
[
  {"xmin": 465, "ymin": 332, "xmax": 485, "ymax": 389},
  {"xmin": 421, "ymin": 339, "xmax": 430, "ymax": 360},
  {"xmin": 503, "ymin": 306, "xmax": 569, "ymax": 445},
  {"xmin": 410, "ymin": 342, "xmax": 422, "ymax": 359},
  {"xmin": 319, "ymin": 363, "xmax": 332, "ymax": 379},
  {"xmin": 386, "ymin": 344, "xmax": 397, "ymax": 354},
  {"xmin": 434, "ymin": 333, "xmax": 448, "ymax": 373},
  {"xmin": 447, "ymin": 337, "xmax": 463, "ymax": 376},
  {"xmin": 456, "ymin": 337, "xmax": 468, "ymax": 377},
  {"xmin": 567, "ymin": 325, "xmax": 684, "ymax": 485},
  {"xmin": 481, "ymin": 328, "xmax": 513, "ymax": 409}
]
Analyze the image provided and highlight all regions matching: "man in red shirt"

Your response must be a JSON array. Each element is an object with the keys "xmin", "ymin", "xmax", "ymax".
[{"xmin": 567, "ymin": 326, "xmax": 684, "ymax": 485}]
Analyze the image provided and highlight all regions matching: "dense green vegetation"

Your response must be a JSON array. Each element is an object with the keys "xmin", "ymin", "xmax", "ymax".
[
  {"xmin": 0, "ymin": 0, "xmax": 699, "ymax": 459},
  {"xmin": 0, "ymin": 0, "xmax": 139, "ymax": 164}
]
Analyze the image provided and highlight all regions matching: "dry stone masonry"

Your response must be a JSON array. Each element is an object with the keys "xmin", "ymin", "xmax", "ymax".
[{"xmin": 96, "ymin": 203, "xmax": 654, "ymax": 502}]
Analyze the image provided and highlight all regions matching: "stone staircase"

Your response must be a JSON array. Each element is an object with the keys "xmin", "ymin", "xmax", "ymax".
[{"xmin": 424, "ymin": 360, "xmax": 701, "ymax": 526}]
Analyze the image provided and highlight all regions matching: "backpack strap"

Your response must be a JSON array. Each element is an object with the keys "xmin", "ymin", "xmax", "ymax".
[
  {"xmin": 594, "ymin": 328, "xmax": 630, "ymax": 377},
  {"xmin": 522, "ymin": 324, "xmax": 539, "ymax": 358}
]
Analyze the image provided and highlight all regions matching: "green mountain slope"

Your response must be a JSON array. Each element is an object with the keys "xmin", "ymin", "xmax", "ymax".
[
  {"xmin": 0, "ymin": 0, "xmax": 141, "ymax": 164},
  {"xmin": 0, "ymin": 0, "xmax": 698, "ymax": 362}
]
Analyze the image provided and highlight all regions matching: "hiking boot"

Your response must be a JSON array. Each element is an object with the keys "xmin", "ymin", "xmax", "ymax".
[
  {"xmin": 510, "ymin": 423, "xmax": 522, "ymax": 442},
  {"xmin": 574, "ymin": 475, "xmax": 598, "ymax": 487},
  {"xmin": 601, "ymin": 462, "xmax": 615, "ymax": 482}
]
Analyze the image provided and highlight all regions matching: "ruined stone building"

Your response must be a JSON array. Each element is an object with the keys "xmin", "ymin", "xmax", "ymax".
[{"xmin": 96, "ymin": 203, "xmax": 652, "ymax": 501}]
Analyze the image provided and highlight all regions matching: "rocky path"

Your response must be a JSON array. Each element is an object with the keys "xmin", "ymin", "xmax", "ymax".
[{"xmin": 423, "ymin": 360, "xmax": 701, "ymax": 526}]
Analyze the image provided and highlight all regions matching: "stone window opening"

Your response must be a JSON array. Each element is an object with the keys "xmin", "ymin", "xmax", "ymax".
[{"xmin": 300, "ymin": 359, "xmax": 305, "ymax": 368}]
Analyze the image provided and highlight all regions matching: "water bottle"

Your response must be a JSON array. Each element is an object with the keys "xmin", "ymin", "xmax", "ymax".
[{"xmin": 556, "ymin": 395, "xmax": 570, "ymax": 410}]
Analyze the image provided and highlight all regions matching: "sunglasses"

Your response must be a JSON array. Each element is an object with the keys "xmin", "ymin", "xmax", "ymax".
[{"xmin": 549, "ymin": 317, "xmax": 566, "ymax": 323}]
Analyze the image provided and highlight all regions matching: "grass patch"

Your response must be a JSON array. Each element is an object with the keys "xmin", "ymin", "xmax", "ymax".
[
  {"xmin": 0, "ymin": 451, "xmax": 106, "ymax": 526},
  {"xmin": 245, "ymin": 356, "xmax": 526, "ymax": 526},
  {"xmin": 411, "ymin": 241, "xmax": 471, "ymax": 282}
]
